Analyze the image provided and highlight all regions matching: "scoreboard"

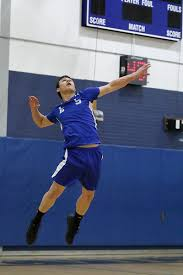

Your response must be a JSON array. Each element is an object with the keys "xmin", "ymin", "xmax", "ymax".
[{"xmin": 82, "ymin": 0, "xmax": 182, "ymax": 41}]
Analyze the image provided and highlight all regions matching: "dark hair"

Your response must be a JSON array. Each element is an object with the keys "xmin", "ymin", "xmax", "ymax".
[
  {"xmin": 56, "ymin": 75, "xmax": 72, "ymax": 99},
  {"xmin": 56, "ymin": 75, "xmax": 72, "ymax": 89}
]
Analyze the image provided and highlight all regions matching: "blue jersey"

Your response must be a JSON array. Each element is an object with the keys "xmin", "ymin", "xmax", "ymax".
[{"xmin": 46, "ymin": 87, "xmax": 100, "ymax": 148}]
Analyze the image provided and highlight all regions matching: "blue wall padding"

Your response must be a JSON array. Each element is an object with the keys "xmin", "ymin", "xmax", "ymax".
[
  {"xmin": 1, "ymin": 137, "xmax": 183, "ymax": 246},
  {"xmin": 8, "ymin": 71, "xmax": 183, "ymax": 149}
]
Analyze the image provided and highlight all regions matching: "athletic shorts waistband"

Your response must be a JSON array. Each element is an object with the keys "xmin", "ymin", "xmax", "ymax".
[{"xmin": 66, "ymin": 145, "xmax": 101, "ymax": 151}]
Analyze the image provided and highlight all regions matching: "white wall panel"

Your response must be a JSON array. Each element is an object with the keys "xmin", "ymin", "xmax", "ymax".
[
  {"xmin": 0, "ymin": 38, "xmax": 9, "ymax": 136},
  {"xmin": 96, "ymin": 29, "xmax": 133, "ymax": 56},
  {"xmin": 10, "ymin": 0, "xmax": 98, "ymax": 50},
  {"xmin": 94, "ymin": 52, "xmax": 120, "ymax": 82},
  {"xmin": 178, "ymin": 65, "xmax": 183, "ymax": 92},
  {"xmin": 179, "ymin": 39, "xmax": 183, "ymax": 64},
  {"xmin": 96, "ymin": 31, "xmax": 181, "ymax": 64},
  {"xmin": 132, "ymin": 36, "xmax": 181, "ymax": 64},
  {"xmin": 146, "ymin": 60, "xmax": 179, "ymax": 91},
  {"xmin": 9, "ymin": 39, "xmax": 96, "ymax": 80}
]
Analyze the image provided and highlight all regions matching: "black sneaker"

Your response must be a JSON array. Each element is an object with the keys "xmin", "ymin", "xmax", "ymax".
[
  {"xmin": 65, "ymin": 215, "xmax": 79, "ymax": 245},
  {"xmin": 26, "ymin": 220, "xmax": 41, "ymax": 245}
]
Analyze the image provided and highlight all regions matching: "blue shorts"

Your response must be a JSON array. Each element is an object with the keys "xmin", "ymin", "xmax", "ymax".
[{"xmin": 52, "ymin": 146, "xmax": 103, "ymax": 191}]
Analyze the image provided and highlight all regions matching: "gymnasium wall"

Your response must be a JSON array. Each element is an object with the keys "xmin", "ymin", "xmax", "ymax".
[
  {"xmin": 1, "ymin": 137, "xmax": 183, "ymax": 246},
  {"xmin": 1, "ymin": 0, "xmax": 183, "ymax": 248},
  {"xmin": 9, "ymin": 0, "xmax": 183, "ymax": 91}
]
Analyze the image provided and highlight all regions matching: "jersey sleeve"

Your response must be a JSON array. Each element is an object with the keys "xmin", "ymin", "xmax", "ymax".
[
  {"xmin": 80, "ymin": 87, "xmax": 100, "ymax": 101},
  {"xmin": 46, "ymin": 109, "xmax": 58, "ymax": 124}
]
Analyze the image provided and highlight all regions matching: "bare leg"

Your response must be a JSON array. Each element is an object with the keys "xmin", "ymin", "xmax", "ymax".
[
  {"xmin": 76, "ymin": 186, "xmax": 95, "ymax": 215},
  {"xmin": 65, "ymin": 187, "xmax": 95, "ymax": 245},
  {"xmin": 39, "ymin": 181, "xmax": 65, "ymax": 213},
  {"xmin": 26, "ymin": 181, "xmax": 65, "ymax": 245}
]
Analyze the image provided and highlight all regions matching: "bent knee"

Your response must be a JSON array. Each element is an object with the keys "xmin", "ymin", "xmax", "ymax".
[{"xmin": 48, "ymin": 183, "xmax": 64, "ymax": 200}]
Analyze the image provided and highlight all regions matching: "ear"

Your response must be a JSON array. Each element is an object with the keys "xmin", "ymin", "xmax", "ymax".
[{"xmin": 56, "ymin": 88, "xmax": 60, "ymax": 92}]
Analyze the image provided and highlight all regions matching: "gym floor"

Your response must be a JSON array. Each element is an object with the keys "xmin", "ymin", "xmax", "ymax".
[{"xmin": 0, "ymin": 249, "xmax": 183, "ymax": 275}]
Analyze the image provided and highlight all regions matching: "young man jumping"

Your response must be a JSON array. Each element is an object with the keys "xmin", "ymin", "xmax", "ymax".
[{"xmin": 26, "ymin": 63, "xmax": 150, "ymax": 245}]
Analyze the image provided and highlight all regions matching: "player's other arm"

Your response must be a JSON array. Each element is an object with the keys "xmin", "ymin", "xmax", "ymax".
[
  {"xmin": 99, "ymin": 63, "xmax": 151, "ymax": 97},
  {"xmin": 28, "ymin": 96, "xmax": 54, "ymax": 128}
]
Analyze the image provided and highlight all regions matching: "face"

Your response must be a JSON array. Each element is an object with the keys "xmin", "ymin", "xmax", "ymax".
[{"xmin": 57, "ymin": 77, "xmax": 76, "ymax": 98}]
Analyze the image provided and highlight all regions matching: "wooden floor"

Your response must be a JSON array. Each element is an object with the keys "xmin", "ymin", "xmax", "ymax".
[{"xmin": 1, "ymin": 249, "xmax": 183, "ymax": 275}]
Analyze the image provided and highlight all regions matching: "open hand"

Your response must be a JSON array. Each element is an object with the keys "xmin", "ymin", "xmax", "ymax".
[
  {"xmin": 28, "ymin": 96, "xmax": 40, "ymax": 109},
  {"xmin": 136, "ymin": 63, "xmax": 151, "ymax": 78}
]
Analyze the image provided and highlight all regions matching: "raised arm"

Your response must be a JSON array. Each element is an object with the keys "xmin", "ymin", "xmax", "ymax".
[
  {"xmin": 28, "ymin": 96, "xmax": 54, "ymax": 128},
  {"xmin": 99, "ymin": 63, "xmax": 151, "ymax": 97}
]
